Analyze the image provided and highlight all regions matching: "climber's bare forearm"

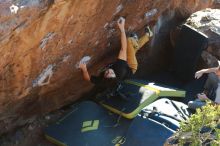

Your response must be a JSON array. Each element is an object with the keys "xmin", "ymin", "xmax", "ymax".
[
  {"xmin": 82, "ymin": 68, "xmax": 90, "ymax": 81},
  {"xmin": 79, "ymin": 63, "xmax": 91, "ymax": 82},
  {"xmin": 117, "ymin": 18, "xmax": 127, "ymax": 61}
]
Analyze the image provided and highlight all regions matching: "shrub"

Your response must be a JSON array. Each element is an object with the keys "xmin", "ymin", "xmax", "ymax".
[{"xmin": 166, "ymin": 101, "xmax": 220, "ymax": 146}]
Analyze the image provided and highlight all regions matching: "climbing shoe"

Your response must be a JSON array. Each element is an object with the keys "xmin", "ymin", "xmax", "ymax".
[
  {"xmin": 145, "ymin": 26, "xmax": 153, "ymax": 37},
  {"xmin": 129, "ymin": 32, "xmax": 139, "ymax": 40},
  {"xmin": 188, "ymin": 99, "xmax": 206, "ymax": 110}
]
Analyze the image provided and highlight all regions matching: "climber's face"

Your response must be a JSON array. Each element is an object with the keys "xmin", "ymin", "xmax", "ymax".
[
  {"xmin": 218, "ymin": 60, "xmax": 220, "ymax": 71},
  {"xmin": 104, "ymin": 69, "xmax": 116, "ymax": 78},
  {"xmin": 216, "ymin": 67, "xmax": 220, "ymax": 76}
]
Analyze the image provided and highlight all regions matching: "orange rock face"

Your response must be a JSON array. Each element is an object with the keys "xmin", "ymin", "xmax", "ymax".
[{"xmin": 0, "ymin": 0, "xmax": 217, "ymax": 134}]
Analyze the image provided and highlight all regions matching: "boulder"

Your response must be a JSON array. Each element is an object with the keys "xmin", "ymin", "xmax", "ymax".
[
  {"xmin": 171, "ymin": 8, "xmax": 220, "ymax": 67},
  {"xmin": 0, "ymin": 0, "xmax": 217, "ymax": 134},
  {"xmin": 186, "ymin": 8, "xmax": 220, "ymax": 67}
]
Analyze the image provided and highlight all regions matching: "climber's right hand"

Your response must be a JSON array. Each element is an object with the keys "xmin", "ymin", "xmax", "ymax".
[
  {"xmin": 117, "ymin": 17, "xmax": 125, "ymax": 31},
  {"xmin": 79, "ymin": 62, "xmax": 87, "ymax": 71}
]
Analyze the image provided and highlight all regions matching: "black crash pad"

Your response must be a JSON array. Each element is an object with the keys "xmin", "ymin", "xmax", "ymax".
[{"xmin": 173, "ymin": 24, "xmax": 208, "ymax": 82}]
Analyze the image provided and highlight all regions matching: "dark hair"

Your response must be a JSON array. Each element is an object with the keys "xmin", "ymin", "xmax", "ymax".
[
  {"xmin": 98, "ymin": 71, "xmax": 118, "ymax": 89},
  {"xmin": 103, "ymin": 78, "xmax": 118, "ymax": 89}
]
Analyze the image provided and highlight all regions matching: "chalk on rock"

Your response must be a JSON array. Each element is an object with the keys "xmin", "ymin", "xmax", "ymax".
[
  {"xmin": 68, "ymin": 40, "xmax": 74, "ymax": 44},
  {"xmin": 32, "ymin": 64, "xmax": 55, "ymax": 87},
  {"xmin": 144, "ymin": 9, "xmax": 158, "ymax": 21},
  {"xmin": 104, "ymin": 23, "xmax": 109, "ymax": 29},
  {"xmin": 114, "ymin": 4, "xmax": 123, "ymax": 15},
  {"xmin": 39, "ymin": 32, "xmax": 55, "ymax": 50},
  {"xmin": 10, "ymin": 4, "xmax": 19, "ymax": 14},
  {"xmin": 62, "ymin": 55, "xmax": 71, "ymax": 62},
  {"xmin": 75, "ymin": 56, "xmax": 91, "ymax": 68}
]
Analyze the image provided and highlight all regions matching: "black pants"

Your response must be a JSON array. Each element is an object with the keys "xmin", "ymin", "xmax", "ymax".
[{"xmin": 204, "ymin": 73, "xmax": 218, "ymax": 100}]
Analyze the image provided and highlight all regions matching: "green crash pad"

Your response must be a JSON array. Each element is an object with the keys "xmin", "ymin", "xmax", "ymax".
[
  {"xmin": 96, "ymin": 79, "xmax": 185, "ymax": 119},
  {"xmin": 44, "ymin": 101, "xmax": 131, "ymax": 146}
]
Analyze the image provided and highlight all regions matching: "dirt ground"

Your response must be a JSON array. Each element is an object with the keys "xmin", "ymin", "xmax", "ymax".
[{"xmin": 0, "ymin": 107, "xmax": 72, "ymax": 146}]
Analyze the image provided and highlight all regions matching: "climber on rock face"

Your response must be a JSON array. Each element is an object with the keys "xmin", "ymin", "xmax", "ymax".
[{"xmin": 79, "ymin": 17, "xmax": 153, "ymax": 88}]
